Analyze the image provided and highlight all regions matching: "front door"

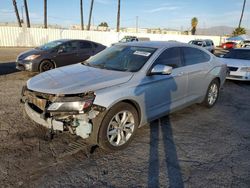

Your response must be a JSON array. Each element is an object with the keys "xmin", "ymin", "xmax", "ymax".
[
  {"xmin": 137, "ymin": 47, "xmax": 188, "ymax": 121},
  {"xmin": 53, "ymin": 41, "xmax": 79, "ymax": 67}
]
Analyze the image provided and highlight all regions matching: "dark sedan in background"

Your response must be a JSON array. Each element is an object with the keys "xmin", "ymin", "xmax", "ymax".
[{"xmin": 16, "ymin": 39, "xmax": 106, "ymax": 72}]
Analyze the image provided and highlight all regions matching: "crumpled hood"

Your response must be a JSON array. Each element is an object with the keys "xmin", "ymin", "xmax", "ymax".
[
  {"xmin": 27, "ymin": 64, "xmax": 134, "ymax": 94},
  {"xmin": 219, "ymin": 58, "xmax": 250, "ymax": 67}
]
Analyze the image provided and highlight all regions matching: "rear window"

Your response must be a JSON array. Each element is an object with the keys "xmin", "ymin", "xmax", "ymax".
[
  {"xmin": 79, "ymin": 41, "xmax": 92, "ymax": 49},
  {"xmin": 224, "ymin": 50, "xmax": 250, "ymax": 60},
  {"xmin": 182, "ymin": 47, "xmax": 211, "ymax": 66}
]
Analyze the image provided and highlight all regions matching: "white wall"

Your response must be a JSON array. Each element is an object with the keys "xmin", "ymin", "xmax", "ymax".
[{"xmin": 0, "ymin": 26, "xmax": 226, "ymax": 47}]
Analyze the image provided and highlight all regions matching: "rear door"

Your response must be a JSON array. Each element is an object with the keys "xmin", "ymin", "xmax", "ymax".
[
  {"xmin": 53, "ymin": 41, "xmax": 79, "ymax": 67},
  {"xmin": 78, "ymin": 41, "xmax": 94, "ymax": 61},
  {"xmin": 180, "ymin": 47, "xmax": 212, "ymax": 102}
]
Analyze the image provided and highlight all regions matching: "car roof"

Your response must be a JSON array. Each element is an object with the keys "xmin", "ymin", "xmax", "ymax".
[
  {"xmin": 53, "ymin": 39, "xmax": 103, "ymax": 45},
  {"xmin": 120, "ymin": 41, "xmax": 188, "ymax": 49}
]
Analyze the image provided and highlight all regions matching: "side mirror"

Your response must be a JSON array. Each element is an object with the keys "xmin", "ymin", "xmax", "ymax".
[{"xmin": 150, "ymin": 64, "xmax": 172, "ymax": 75}]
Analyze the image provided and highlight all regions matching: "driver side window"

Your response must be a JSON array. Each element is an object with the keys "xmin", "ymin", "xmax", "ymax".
[{"xmin": 154, "ymin": 47, "xmax": 182, "ymax": 68}]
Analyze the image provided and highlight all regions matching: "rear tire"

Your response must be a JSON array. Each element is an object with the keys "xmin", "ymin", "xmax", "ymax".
[
  {"xmin": 39, "ymin": 60, "xmax": 54, "ymax": 72},
  {"xmin": 202, "ymin": 79, "xmax": 220, "ymax": 108},
  {"xmin": 98, "ymin": 102, "xmax": 139, "ymax": 151}
]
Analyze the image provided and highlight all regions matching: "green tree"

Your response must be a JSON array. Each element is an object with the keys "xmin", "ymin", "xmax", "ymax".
[
  {"xmin": 191, "ymin": 17, "xmax": 198, "ymax": 35},
  {"xmin": 98, "ymin": 22, "xmax": 108, "ymax": 27},
  {"xmin": 232, "ymin": 27, "xmax": 246, "ymax": 36}
]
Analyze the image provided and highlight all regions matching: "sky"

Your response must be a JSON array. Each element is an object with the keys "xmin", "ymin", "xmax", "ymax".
[{"xmin": 0, "ymin": 0, "xmax": 249, "ymax": 30}]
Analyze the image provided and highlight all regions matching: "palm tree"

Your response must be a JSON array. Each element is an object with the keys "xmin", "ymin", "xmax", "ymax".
[
  {"xmin": 116, "ymin": 0, "xmax": 121, "ymax": 32},
  {"xmin": 87, "ymin": 0, "xmax": 94, "ymax": 30},
  {"xmin": 238, "ymin": 0, "xmax": 246, "ymax": 28},
  {"xmin": 80, "ymin": 0, "xmax": 84, "ymax": 30},
  {"xmin": 233, "ymin": 27, "xmax": 246, "ymax": 36},
  {"xmin": 44, "ymin": 0, "xmax": 47, "ymax": 28},
  {"xmin": 191, "ymin": 17, "xmax": 198, "ymax": 35},
  {"xmin": 12, "ymin": 0, "xmax": 22, "ymax": 27},
  {"xmin": 23, "ymin": 0, "xmax": 30, "ymax": 27}
]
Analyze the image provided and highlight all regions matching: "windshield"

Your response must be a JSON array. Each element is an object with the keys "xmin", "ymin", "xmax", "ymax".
[
  {"xmin": 224, "ymin": 49, "xmax": 250, "ymax": 60},
  {"xmin": 37, "ymin": 40, "xmax": 64, "ymax": 50},
  {"xmin": 83, "ymin": 45, "xmax": 156, "ymax": 72}
]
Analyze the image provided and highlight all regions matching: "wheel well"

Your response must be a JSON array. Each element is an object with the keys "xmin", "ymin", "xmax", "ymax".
[
  {"xmin": 120, "ymin": 100, "xmax": 141, "ymax": 125},
  {"xmin": 214, "ymin": 77, "xmax": 221, "ymax": 87}
]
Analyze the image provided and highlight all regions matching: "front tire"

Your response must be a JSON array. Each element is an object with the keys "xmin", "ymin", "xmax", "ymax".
[
  {"xmin": 203, "ymin": 79, "xmax": 220, "ymax": 108},
  {"xmin": 98, "ymin": 102, "xmax": 139, "ymax": 151},
  {"xmin": 39, "ymin": 60, "xmax": 54, "ymax": 72}
]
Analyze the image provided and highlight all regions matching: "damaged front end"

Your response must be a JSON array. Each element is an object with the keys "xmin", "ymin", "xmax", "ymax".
[{"xmin": 21, "ymin": 86, "xmax": 105, "ymax": 140}]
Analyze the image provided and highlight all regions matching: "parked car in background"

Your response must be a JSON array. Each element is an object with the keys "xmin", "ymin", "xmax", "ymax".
[
  {"xmin": 189, "ymin": 39, "xmax": 215, "ymax": 53},
  {"xmin": 221, "ymin": 42, "xmax": 237, "ymax": 49},
  {"xmin": 16, "ymin": 39, "xmax": 106, "ymax": 72},
  {"xmin": 112, "ymin": 36, "xmax": 150, "ymax": 46},
  {"xmin": 21, "ymin": 41, "xmax": 227, "ymax": 151},
  {"xmin": 219, "ymin": 48, "xmax": 250, "ymax": 81},
  {"xmin": 239, "ymin": 40, "xmax": 250, "ymax": 48},
  {"xmin": 119, "ymin": 36, "xmax": 139, "ymax": 43}
]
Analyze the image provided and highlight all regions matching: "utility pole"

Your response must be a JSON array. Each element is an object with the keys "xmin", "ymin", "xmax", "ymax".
[
  {"xmin": 44, "ymin": 0, "xmax": 47, "ymax": 28},
  {"xmin": 116, "ymin": 0, "xmax": 120, "ymax": 32},
  {"xmin": 80, "ymin": 0, "xmax": 84, "ymax": 30},
  {"xmin": 12, "ymin": 0, "xmax": 22, "ymax": 27},
  {"xmin": 238, "ymin": 0, "xmax": 246, "ymax": 28},
  {"xmin": 23, "ymin": 0, "xmax": 30, "ymax": 28},
  {"xmin": 136, "ymin": 16, "xmax": 138, "ymax": 33},
  {"xmin": 87, "ymin": 0, "xmax": 94, "ymax": 31}
]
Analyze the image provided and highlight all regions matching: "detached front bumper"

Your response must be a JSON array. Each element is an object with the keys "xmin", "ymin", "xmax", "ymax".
[
  {"xmin": 24, "ymin": 102, "xmax": 64, "ymax": 131},
  {"xmin": 21, "ymin": 87, "xmax": 104, "ymax": 140}
]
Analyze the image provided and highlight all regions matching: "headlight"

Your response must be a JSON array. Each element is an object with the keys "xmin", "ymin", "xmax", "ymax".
[
  {"xmin": 24, "ymin": 54, "xmax": 40, "ymax": 61},
  {"xmin": 240, "ymin": 67, "xmax": 250, "ymax": 72},
  {"xmin": 47, "ymin": 100, "xmax": 93, "ymax": 112}
]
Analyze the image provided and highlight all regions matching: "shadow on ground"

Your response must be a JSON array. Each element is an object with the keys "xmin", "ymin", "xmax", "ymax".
[
  {"xmin": 0, "ymin": 62, "xmax": 19, "ymax": 75},
  {"xmin": 148, "ymin": 117, "xmax": 184, "ymax": 188}
]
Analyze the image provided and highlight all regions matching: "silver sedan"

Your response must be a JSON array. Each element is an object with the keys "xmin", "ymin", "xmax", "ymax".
[{"xmin": 21, "ymin": 41, "xmax": 227, "ymax": 151}]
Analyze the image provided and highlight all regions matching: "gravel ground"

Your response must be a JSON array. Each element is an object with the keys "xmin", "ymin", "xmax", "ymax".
[{"xmin": 0, "ymin": 48, "xmax": 250, "ymax": 187}]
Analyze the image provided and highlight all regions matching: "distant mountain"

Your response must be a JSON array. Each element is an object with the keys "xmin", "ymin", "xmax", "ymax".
[{"xmin": 196, "ymin": 26, "xmax": 250, "ymax": 36}]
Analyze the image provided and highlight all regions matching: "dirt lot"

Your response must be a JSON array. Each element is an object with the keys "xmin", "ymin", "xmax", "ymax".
[{"xmin": 0, "ymin": 48, "xmax": 250, "ymax": 187}]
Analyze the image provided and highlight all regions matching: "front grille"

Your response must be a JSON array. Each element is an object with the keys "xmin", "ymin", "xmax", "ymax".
[{"xmin": 228, "ymin": 66, "xmax": 238, "ymax": 72}]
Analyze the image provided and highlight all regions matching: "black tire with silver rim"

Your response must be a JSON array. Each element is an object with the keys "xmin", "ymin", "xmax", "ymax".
[
  {"xmin": 39, "ymin": 60, "xmax": 54, "ymax": 72},
  {"xmin": 98, "ymin": 102, "xmax": 139, "ymax": 151},
  {"xmin": 203, "ymin": 79, "xmax": 220, "ymax": 108}
]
